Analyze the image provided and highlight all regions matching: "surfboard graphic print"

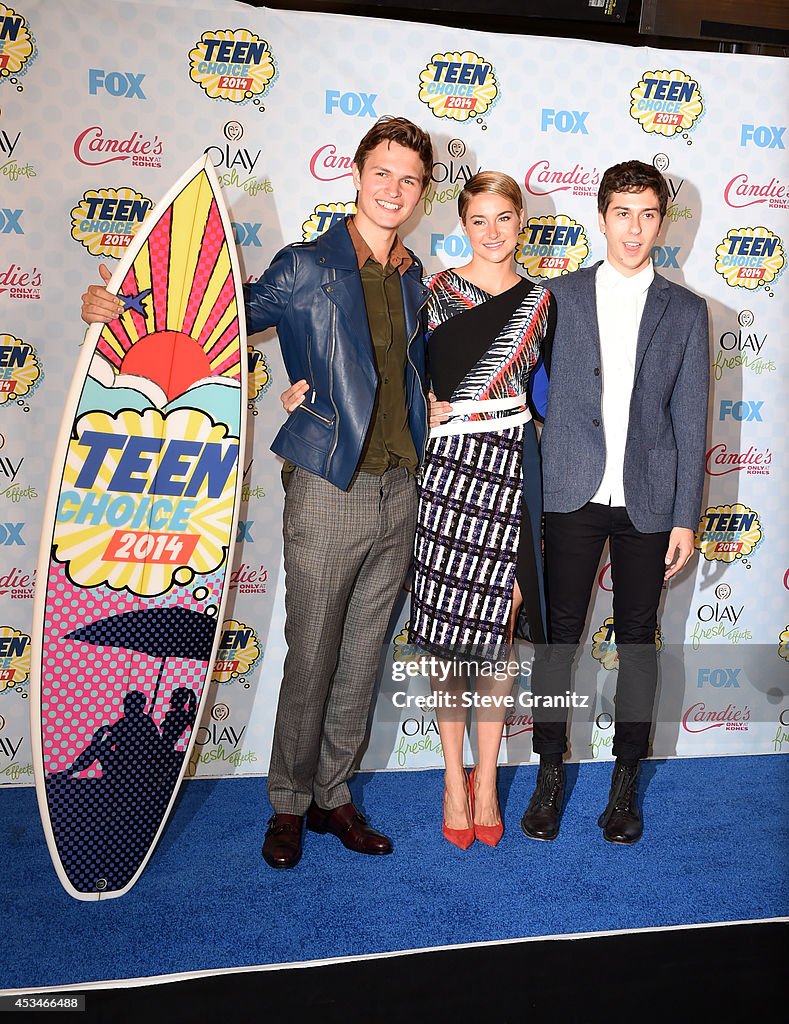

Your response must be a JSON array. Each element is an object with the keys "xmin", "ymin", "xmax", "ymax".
[{"xmin": 30, "ymin": 156, "xmax": 247, "ymax": 900}]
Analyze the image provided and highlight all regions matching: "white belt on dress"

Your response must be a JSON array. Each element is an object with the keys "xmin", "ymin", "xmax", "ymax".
[{"xmin": 429, "ymin": 391, "xmax": 532, "ymax": 438}]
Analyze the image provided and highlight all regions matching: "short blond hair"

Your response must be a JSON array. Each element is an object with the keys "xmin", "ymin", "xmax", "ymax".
[{"xmin": 458, "ymin": 171, "xmax": 523, "ymax": 221}]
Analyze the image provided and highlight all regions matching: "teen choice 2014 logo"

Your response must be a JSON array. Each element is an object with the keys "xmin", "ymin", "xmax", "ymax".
[
  {"xmin": 419, "ymin": 51, "xmax": 499, "ymax": 123},
  {"xmin": 189, "ymin": 29, "xmax": 277, "ymax": 105},
  {"xmin": 0, "ymin": 625, "xmax": 30, "ymax": 695},
  {"xmin": 54, "ymin": 408, "xmax": 240, "ymax": 597},
  {"xmin": 211, "ymin": 619, "xmax": 262, "ymax": 684},
  {"xmin": 0, "ymin": 333, "xmax": 42, "ymax": 411},
  {"xmin": 515, "ymin": 215, "xmax": 590, "ymax": 279},
  {"xmin": 715, "ymin": 227, "xmax": 785, "ymax": 292},
  {"xmin": 630, "ymin": 69, "xmax": 703, "ymax": 138},
  {"xmin": 70, "ymin": 188, "xmax": 153, "ymax": 259},
  {"xmin": 392, "ymin": 622, "xmax": 423, "ymax": 665},
  {"xmin": 696, "ymin": 504, "xmax": 763, "ymax": 565},
  {"xmin": 0, "ymin": 4, "xmax": 37, "ymax": 86},
  {"xmin": 591, "ymin": 617, "xmax": 663, "ymax": 670},
  {"xmin": 779, "ymin": 627, "xmax": 789, "ymax": 663},
  {"xmin": 247, "ymin": 346, "xmax": 272, "ymax": 412},
  {"xmin": 302, "ymin": 202, "xmax": 356, "ymax": 242}
]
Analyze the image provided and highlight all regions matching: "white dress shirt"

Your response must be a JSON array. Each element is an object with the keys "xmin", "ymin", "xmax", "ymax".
[{"xmin": 591, "ymin": 258, "xmax": 654, "ymax": 506}]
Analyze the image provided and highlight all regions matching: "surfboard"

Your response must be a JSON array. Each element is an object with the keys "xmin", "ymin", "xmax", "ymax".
[{"xmin": 30, "ymin": 155, "xmax": 247, "ymax": 900}]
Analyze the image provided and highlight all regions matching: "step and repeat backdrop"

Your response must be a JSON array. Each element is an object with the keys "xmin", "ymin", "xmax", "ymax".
[{"xmin": 1, "ymin": 0, "xmax": 787, "ymax": 787}]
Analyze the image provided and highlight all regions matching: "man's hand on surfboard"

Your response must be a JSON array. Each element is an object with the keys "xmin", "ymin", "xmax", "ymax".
[
  {"xmin": 81, "ymin": 263, "xmax": 124, "ymax": 324},
  {"xmin": 280, "ymin": 379, "xmax": 309, "ymax": 413}
]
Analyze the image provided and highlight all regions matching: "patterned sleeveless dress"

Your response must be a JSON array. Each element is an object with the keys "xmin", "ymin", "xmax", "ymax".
[{"xmin": 409, "ymin": 269, "xmax": 554, "ymax": 660}]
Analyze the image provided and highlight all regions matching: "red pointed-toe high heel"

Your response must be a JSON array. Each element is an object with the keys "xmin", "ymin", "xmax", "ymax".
[
  {"xmin": 442, "ymin": 777, "xmax": 475, "ymax": 850},
  {"xmin": 469, "ymin": 766, "xmax": 504, "ymax": 847}
]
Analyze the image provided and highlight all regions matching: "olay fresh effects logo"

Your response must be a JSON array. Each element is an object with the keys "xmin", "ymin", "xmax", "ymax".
[
  {"xmin": 423, "ymin": 138, "xmax": 480, "ymax": 216},
  {"xmin": 629, "ymin": 70, "xmax": 704, "ymax": 138},
  {"xmin": 189, "ymin": 29, "xmax": 277, "ymax": 107},
  {"xmin": 715, "ymin": 226, "xmax": 785, "ymax": 292},
  {"xmin": 247, "ymin": 346, "xmax": 272, "ymax": 410},
  {"xmin": 1, "ymin": 129, "xmax": 35, "ymax": 183},
  {"xmin": 524, "ymin": 160, "xmax": 599, "ymax": 199},
  {"xmin": 652, "ymin": 154, "xmax": 692, "ymax": 223},
  {"xmin": 73, "ymin": 126, "xmax": 163, "ymax": 168},
  {"xmin": 0, "ymin": 262, "xmax": 40, "ymax": 299},
  {"xmin": 70, "ymin": 187, "xmax": 153, "ymax": 258},
  {"xmin": 0, "ymin": 625, "xmax": 29, "ymax": 695},
  {"xmin": 713, "ymin": 309, "xmax": 774, "ymax": 381},
  {"xmin": 515, "ymin": 215, "xmax": 590, "ymax": 279},
  {"xmin": 689, "ymin": 583, "xmax": 752, "ymax": 650},
  {"xmin": 682, "ymin": 703, "xmax": 750, "ymax": 733},
  {"xmin": 725, "ymin": 174, "xmax": 788, "ymax": 211},
  {"xmin": 212, "ymin": 619, "xmax": 262, "ymax": 684},
  {"xmin": 695, "ymin": 504, "xmax": 763, "ymax": 566},
  {"xmin": 301, "ymin": 201, "xmax": 355, "ymax": 241},
  {"xmin": 705, "ymin": 444, "xmax": 771, "ymax": 478},
  {"xmin": 0, "ymin": 5, "xmax": 37, "ymax": 87},
  {"xmin": 418, "ymin": 51, "xmax": 499, "ymax": 123},
  {"xmin": 0, "ymin": 334, "xmax": 42, "ymax": 411},
  {"xmin": 310, "ymin": 143, "xmax": 353, "ymax": 182},
  {"xmin": 207, "ymin": 122, "xmax": 272, "ymax": 197}
]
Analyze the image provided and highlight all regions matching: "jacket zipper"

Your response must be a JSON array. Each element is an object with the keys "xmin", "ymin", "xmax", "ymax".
[
  {"xmin": 325, "ymin": 270, "xmax": 340, "ymax": 472},
  {"xmin": 301, "ymin": 404, "xmax": 333, "ymax": 426}
]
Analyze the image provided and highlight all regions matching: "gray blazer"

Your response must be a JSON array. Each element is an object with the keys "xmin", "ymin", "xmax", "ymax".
[{"xmin": 541, "ymin": 263, "xmax": 710, "ymax": 534}]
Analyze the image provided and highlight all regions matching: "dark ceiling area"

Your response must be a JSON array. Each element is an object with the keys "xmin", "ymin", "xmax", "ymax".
[{"xmin": 249, "ymin": 0, "xmax": 789, "ymax": 55}]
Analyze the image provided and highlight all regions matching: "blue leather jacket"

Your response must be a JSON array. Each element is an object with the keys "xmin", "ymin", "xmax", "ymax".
[{"xmin": 245, "ymin": 218, "xmax": 430, "ymax": 490}]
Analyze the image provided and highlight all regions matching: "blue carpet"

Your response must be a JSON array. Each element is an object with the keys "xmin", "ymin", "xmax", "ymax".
[{"xmin": 3, "ymin": 756, "xmax": 787, "ymax": 990}]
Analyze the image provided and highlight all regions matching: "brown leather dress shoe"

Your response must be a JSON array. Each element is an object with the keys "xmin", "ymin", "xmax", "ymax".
[
  {"xmin": 261, "ymin": 813, "xmax": 304, "ymax": 869},
  {"xmin": 306, "ymin": 801, "xmax": 393, "ymax": 855}
]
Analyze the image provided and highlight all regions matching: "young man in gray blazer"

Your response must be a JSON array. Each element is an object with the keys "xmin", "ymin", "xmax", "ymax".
[{"xmin": 521, "ymin": 160, "xmax": 709, "ymax": 844}]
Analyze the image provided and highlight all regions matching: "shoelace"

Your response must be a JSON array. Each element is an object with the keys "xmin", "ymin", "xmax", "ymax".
[{"xmin": 535, "ymin": 766, "xmax": 563, "ymax": 806}]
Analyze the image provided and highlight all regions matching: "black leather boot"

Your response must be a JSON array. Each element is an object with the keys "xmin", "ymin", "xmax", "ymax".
[
  {"xmin": 520, "ymin": 763, "xmax": 565, "ymax": 841},
  {"xmin": 598, "ymin": 762, "xmax": 642, "ymax": 844}
]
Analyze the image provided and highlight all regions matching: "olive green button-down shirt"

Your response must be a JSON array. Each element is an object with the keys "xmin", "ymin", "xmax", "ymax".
[{"xmin": 346, "ymin": 217, "xmax": 418, "ymax": 476}]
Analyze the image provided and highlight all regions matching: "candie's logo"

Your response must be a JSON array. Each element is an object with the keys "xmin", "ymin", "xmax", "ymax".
[
  {"xmin": 55, "ymin": 408, "xmax": 239, "ymax": 597},
  {"xmin": 419, "ymin": 51, "xmax": 499, "ymax": 123},
  {"xmin": 715, "ymin": 226, "xmax": 785, "ymax": 291},
  {"xmin": 189, "ymin": 29, "xmax": 277, "ymax": 106},
  {"xmin": 515, "ymin": 215, "xmax": 589, "ymax": 279},
  {"xmin": 212, "ymin": 619, "xmax": 262, "ymax": 684},
  {"xmin": 302, "ymin": 202, "xmax": 355, "ymax": 241},
  {"xmin": 247, "ymin": 346, "xmax": 271, "ymax": 410},
  {"xmin": 591, "ymin": 617, "xmax": 662, "ymax": 670},
  {"xmin": 74, "ymin": 126, "xmax": 163, "ymax": 168},
  {"xmin": 705, "ymin": 443, "xmax": 771, "ymax": 477},
  {"xmin": 682, "ymin": 702, "xmax": 750, "ymax": 733},
  {"xmin": 70, "ymin": 187, "xmax": 153, "ymax": 259},
  {"xmin": 524, "ymin": 160, "xmax": 599, "ymax": 198},
  {"xmin": 0, "ymin": 625, "xmax": 29, "ymax": 695},
  {"xmin": 0, "ymin": 262, "xmax": 40, "ymax": 299},
  {"xmin": 310, "ymin": 144, "xmax": 353, "ymax": 182},
  {"xmin": 0, "ymin": 5, "xmax": 36, "ymax": 86},
  {"xmin": 0, "ymin": 333, "xmax": 42, "ymax": 410},
  {"xmin": 725, "ymin": 174, "xmax": 788, "ymax": 211},
  {"xmin": 630, "ymin": 70, "xmax": 703, "ymax": 137},
  {"xmin": 696, "ymin": 504, "xmax": 763, "ymax": 565}
]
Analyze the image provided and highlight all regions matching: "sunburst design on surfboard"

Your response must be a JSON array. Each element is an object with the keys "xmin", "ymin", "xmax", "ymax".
[{"xmin": 94, "ymin": 169, "xmax": 242, "ymax": 405}]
